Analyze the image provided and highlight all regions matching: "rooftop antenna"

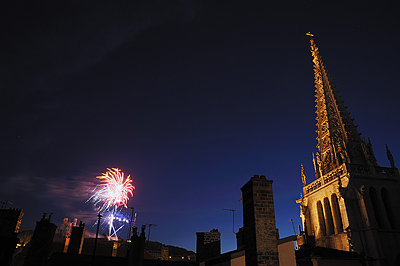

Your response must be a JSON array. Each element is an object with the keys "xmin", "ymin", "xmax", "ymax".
[
  {"xmin": 223, "ymin": 209, "xmax": 236, "ymax": 234},
  {"xmin": 92, "ymin": 213, "xmax": 102, "ymax": 266},
  {"xmin": 289, "ymin": 219, "xmax": 297, "ymax": 236},
  {"xmin": 145, "ymin": 224, "xmax": 157, "ymax": 241},
  {"xmin": 0, "ymin": 200, "xmax": 13, "ymax": 210}
]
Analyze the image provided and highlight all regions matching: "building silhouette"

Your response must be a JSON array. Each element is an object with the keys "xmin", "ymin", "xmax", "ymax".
[
  {"xmin": 0, "ymin": 208, "xmax": 23, "ymax": 266},
  {"xmin": 196, "ymin": 229, "xmax": 221, "ymax": 262},
  {"xmin": 24, "ymin": 213, "xmax": 57, "ymax": 266},
  {"xmin": 297, "ymin": 34, "xmax": 400, "ymax": 266}
]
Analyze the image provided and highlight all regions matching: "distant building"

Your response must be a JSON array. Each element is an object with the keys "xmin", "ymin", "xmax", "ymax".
[
  {"xmin": 197, "ymin": 175, "xmax": 281, "ymax": 266},
  {"xmin": 277, "ymin": 236, "xmax": 297, "ymax": 266},
  {"xmin": 297, "ymin": 35, "xmax": 400, "ymax": 266},
  {"xmin": 46, "ymin": 226, "xmax": 195, "ymax": 266},
  {"xmin": 161, "ymin": 245, "xmax": 169, "ymax": 260},
  {"xmin": 197, "ymin": 249, "xmax": 245, "ymax": 266},
  {"xmin": 145, "ymin": 240, "xmax": 195, "ymax": 261},
  {"xmin": 196, "ymin": 229, "xmax": 221, "ymax": 262},
  {"xmin": 235, "ymin": 227, "xmax": 244, "ymax": 251},
  {"xmin": 59, "ymin": 218, "xmax": 73, "ymax": 238}
]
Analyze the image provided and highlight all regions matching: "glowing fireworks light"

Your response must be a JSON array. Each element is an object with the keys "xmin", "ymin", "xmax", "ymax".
[
  {"xmin": 102, "ymin": 209, "xmax": 130, "ymax": 239},
  {"xmin": 87, "ymin": 168, "xmax": 135, "ymax": 238},
  {"xmin": 88, "ymin": 168, "xmax": 135, "ymax": 213}
]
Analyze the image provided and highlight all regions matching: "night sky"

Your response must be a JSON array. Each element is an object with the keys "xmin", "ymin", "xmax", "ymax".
[{"xmin": 1, "ymin": 0, "xmax": 400, "ymax": 253}]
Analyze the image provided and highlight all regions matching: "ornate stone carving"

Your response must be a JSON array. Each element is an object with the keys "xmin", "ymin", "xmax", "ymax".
[
  {"xmin": 356, "ymin": 184, "xmax": 366, "ymax": 199},
  {"xmin": 322, "ymin": 150, "xmax": 331, "ymax": 165},
  {"xmin": 301, "ymin": 164, "xmax": 307, "ymax": 186},
  {"xmin": 310, "ymin": 36, "xmax": 373, "ymax": 170},
  {"xmin": 300, "ymin": 35, "xmax": 400, "ymax": 259},
  {"xmin": 296, "ymin": 193, "xmax": 308, "ymax": 214},
  {"xmin": 344, "ymin": 227, "xmax": 355, "ymax": 252}
]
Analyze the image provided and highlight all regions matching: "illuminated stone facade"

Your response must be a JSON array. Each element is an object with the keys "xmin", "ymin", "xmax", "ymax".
[{"xmin": 297, "ymin": 35, "xmax": 400, "ymax": 266}]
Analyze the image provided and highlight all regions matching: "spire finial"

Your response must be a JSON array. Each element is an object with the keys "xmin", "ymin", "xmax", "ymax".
[
  {"xmin": 386, "ymin": 144, "xmax": 396, "ymax": 168},
  {"xmin": 306, "ymin": 32, "xmax": 315, "ymax": 44}
]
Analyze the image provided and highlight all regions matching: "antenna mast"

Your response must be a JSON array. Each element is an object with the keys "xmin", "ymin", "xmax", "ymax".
[
  {"xmin": 145, "ymin": 223, "xmax": 158, "ymax": 241},
  {"xmin": 223, "ymin": 209, "xmax": 236, "ymax": 234}
]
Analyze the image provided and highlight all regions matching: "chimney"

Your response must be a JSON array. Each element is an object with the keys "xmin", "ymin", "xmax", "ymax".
[{"xmin": 67, "ymin": 221, "xmax": 86, "ymax": 254}]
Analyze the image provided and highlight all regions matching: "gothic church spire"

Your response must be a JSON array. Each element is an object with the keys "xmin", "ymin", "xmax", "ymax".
[{"xmin": 308, "ymin": 33, "xmax": 377, "ymax": 176}]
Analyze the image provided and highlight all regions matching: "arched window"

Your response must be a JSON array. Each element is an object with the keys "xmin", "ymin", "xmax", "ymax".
[
  {"xmin": 323, "ymin": 198, "xmax": 334, "ymax": 236},
  {"xmin": 369, "ymin": 187, "xmax": 383, "ymax": 228},
  {"xmin": 317, "ymin": 201, "xmax": 326, "ymax": 236},
  {"xmin": 331, "ymin": 194, "xmax": 343, "ymax": 233},
  {"xmin": 382, "ymin": 188, "xmax": 396, "ymax": 229}
]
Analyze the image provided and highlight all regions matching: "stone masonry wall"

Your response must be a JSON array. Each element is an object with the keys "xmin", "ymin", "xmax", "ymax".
[
  {"xmin": 196, "ymin": 229, "xmax": 221, "ymax": 262},
  {"xmin": 241, "ymin": 175, "xmax": 278, "ymax": 266}
]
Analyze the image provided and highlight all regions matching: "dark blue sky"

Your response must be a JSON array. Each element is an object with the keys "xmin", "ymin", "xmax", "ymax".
[{"xmin": 1, "ymin": 0, "xmax": 400, "ymax": 252}]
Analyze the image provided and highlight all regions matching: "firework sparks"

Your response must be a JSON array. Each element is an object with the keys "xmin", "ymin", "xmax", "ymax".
[
  {"xmin": 88, "ymin": 168, "xmax": 135, "ymax": 213},
  {"xmin": 103, "ymin": 209, "xmax": 131, "ymax": 239}
]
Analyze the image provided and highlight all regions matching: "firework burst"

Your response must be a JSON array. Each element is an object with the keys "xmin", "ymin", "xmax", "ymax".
[{"xmin": 88, "ymin": 168, "xmax": 135, "ymax": 213}]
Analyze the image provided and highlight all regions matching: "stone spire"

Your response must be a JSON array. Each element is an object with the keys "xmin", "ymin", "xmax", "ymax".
[{"xmin": 308, "ymin": 33, "xmax": 376, "ymax": 176}]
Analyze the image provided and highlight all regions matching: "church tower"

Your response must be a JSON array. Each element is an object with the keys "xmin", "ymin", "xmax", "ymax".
[{"xmin": 297, "ymin": 33, "xmax": 400, "ymax": 266}]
